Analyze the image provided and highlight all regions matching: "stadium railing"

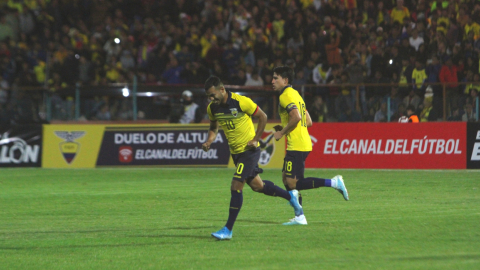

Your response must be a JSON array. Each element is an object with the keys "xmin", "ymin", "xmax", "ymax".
[{"xmin": 1, "ymin": 80, "xmax": 479, "ymax": 123}]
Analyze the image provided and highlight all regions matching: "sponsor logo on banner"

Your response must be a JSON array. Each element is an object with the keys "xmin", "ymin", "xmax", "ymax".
[
  {"xmin": 0, "ymin": 134, "xmax": 40, "ymax": 164},
  {"xmin": 0, "ymin": 125, "xmax": 42, "ymax": 167},
  {"xmin": 119, "ymin": 146, "xmax": 133, "ymax": 163},
  {"xmin": 54, "ymin": 131, "xmax": 86, "ymax": 164},
  {"xmin": 96, "ymin": 128, "xmax": 230, "ymax": 166},
  {"xmin": 323, "ymin": 138, "xmax": 462, "ymax": 155},
  {"xmin": 306, "ymin": 123, "xmax": 467, "ymax": 169},
  {"xmin": 467, "ymin": 123, "xmax": 480, "ymax": 169}
]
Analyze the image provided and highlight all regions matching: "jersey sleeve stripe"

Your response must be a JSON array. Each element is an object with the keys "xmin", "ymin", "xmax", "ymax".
[{"xmin": 252, "ymin": 106, "xmax": 259, "ymax": 116}]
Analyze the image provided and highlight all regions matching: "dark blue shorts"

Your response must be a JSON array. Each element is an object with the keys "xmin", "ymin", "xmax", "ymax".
[
  {"xmin": 282, "ymin": 150, "xmax": 310, "ymax": 180},
  {"xmin": 231, "ymin": 148, "xmax": 263, "ymax": 182}
]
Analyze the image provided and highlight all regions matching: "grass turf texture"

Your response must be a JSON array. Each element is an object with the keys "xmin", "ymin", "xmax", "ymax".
[{"xmin": 0, "ymin": 168, "xmax": 479, "ymax": 270}]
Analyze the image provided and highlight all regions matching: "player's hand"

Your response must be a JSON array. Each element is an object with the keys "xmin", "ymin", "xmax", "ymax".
[
  {"xmin": 202, "ymin": 142, "xmax": 211, "ymax": 152},
  {"xmin": 273, "ymin": 125, "xmax": 283, "ymax": 132},
  {"xmin": 247, "ymin": 140, "xmax": 258, "ymax": 148},
  {"xmin": 274, "ymin": 131, "xmax": 283, "ymax": 141}
]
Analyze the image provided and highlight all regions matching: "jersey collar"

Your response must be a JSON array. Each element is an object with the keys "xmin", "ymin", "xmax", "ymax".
[{"xmin": 280, "ymin": 84, "xmax": 292, "ymax": 95}]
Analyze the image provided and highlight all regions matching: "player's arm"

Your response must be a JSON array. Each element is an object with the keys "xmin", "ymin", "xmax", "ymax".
[
  {"xmin": 247, "ymin": 106, "xmax": 267, "ymax": 148},
  {"xmin": 202, "ymin": 120, "xmax": 218, "ymax": 152},
  {"xmin": 274, "ymin": 108, "xmax": 301, "ymax": 141},
  {"xmin": 306, "ymin": 110, "xmax": 313, "ymax": 127}
]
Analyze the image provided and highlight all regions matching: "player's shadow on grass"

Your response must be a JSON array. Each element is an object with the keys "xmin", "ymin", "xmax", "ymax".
[
  {"xmin": 132, "ymin": 234, "xmax": 212, "ymax": 240},
  {"xmin": 0, "ymin": 243, "xmax": 166, "ymax": 250},
  {"xmin": 0, "ymin": 226, "xmax": 214, "ymax": 236},
  {"xmin": 194, "ymin": 219, "xmax": 279, "ymax": 225}
]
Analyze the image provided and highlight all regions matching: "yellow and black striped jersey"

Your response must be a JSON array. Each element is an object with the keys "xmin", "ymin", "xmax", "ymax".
[
  {"xmin": 278, "ymin": 85, "xmax": 312, "ymax": 151},
  {"xmin": 207, "ymin": 91, "xmax": 259, "ymax": 154}
]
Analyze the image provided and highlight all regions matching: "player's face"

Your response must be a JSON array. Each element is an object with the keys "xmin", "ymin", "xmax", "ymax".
[
  {"xmin": 272, "ymin": 73, "xmax": 288, "ymax": 91},
  {"xmin": 206, "ymin": 86, "xmax": 225, "ymax": 104}
]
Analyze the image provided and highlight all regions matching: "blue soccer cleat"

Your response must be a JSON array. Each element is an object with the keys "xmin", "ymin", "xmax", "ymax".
[
  {"xmin": 283, "ymin": 214, "xmax": 308, "ymax": 225},
  {"xmin": 288, "ymin": 190, "xmax": 304, "ymax": 216},
  {"xmin": 333, "ymin": 175, "xmax": 349, "ymax": 201},
  {"xmin": 211, "ymin": 226, "xmax": 232, "ymax": 240}
]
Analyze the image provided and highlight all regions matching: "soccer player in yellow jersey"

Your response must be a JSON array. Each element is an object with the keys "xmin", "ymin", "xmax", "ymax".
[
  {"xmin": 202, "ymin": 76, "xmax": 303, "ymax": 240},
  {"xmin": 272, "ymin": 66, "xmax": 349, "ymax": 226}
]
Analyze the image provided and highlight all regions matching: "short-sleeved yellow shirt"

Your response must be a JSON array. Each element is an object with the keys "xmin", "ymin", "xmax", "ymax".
[
  {"xmin": 391, "ymin": 7, "xmax": 410, "ymax": 24},
  {"xmin": 207, "ymin": 92, "xmax": 259, "ymax": 154},
  {"xmin": 412, "ymin": 68, "xmax": 427, "ymax": 88},
  {"xmin": 278, "ymin": 85, "xmax": 312, "ymax": 151}
]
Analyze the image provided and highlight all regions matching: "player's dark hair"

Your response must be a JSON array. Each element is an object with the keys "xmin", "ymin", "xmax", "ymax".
[
  {"xmin": 273, "ymin": 66, "xmax": 294, "ymax": 84},
  {"xmin": 204, "ymin": 76, "xmax": 224, "ymax": 92}
]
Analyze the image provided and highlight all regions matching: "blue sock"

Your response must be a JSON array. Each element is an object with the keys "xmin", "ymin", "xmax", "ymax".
[
  {"xmin": 296, "ymin": 177, "xmax": 331, "ymax": 190},
  {"xmin": 262, "ymin": 180, "xmax": 291, "ymax": 200},
  {"xmin": 225, "ymin": 190, "xmax": 243, "ymax": 231}
]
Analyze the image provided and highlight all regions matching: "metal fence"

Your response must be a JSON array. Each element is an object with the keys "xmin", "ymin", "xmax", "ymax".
[{"xmin": 1, "ymin": 79, "xmax": 478, "ymax": 124}]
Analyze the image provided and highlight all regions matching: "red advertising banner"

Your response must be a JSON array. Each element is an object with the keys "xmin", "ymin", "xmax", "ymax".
[{"xmin": 306, "ymin": 122, "xmax": 467, "ymax": 169}]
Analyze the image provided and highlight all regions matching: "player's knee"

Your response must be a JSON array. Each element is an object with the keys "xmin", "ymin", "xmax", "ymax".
[
  {"xmin": 286, "ymin": 178, "xmax": 297, "ymax": 189},
  {"xmin": 250, "ymin": 185, "xmax": 263, "ymax": 192},
  {"xmin": 249, "ymin": 181, "xmax": 263, "ymax": 192}
]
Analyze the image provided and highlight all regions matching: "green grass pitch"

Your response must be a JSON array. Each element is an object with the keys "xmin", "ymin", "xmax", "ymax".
[{"xmin": 0, "ymin": 168, "xmax": 479, "ymax": 269}]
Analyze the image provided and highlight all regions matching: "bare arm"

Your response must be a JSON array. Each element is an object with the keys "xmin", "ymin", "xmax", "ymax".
[
  {"xmin": 274, "ymin": 108, "xmax": 301, "ymax": 141},
  {"xmin": 202, "ymin": 120, "xmax": 218, "ymax": 151},
  {"xmin": 247, "ymin": 107, "xmax": 267, "ymax": 148},
  {"xmin": 306, "ymin": 110, "xmax": 313, "ymax": 127}
]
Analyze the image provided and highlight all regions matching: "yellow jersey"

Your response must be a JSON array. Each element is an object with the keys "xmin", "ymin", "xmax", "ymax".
[
  {"xmin": 207, "ymin": 91, "xmax": 259, "ymax": 154},
  {"xmin": 391, "ymin": 6, "xmax": 410, "ymax": 24},
  {"xmin": 412, "ymin": 68, "xmax": 427, "ymax": 88},
  {"xmin": 278, "ymin": 85, "xmax": 312, "ymax": 151}
]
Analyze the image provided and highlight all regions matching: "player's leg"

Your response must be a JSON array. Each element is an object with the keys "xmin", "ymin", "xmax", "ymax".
[
  {"xmin": 282, "ymin": 151, "xmax": 308, "ymax": 225},
  {"xmin": 211, "ymin": 179, "xmax": 244, "ymax": 240},
  {"xmin": 293, "ymin": 152, "xmax": 349, "ymax": 201},
  {"xmin": 247, "ymin": 174, "xmax": 291, "ymax": 201},
  {"xmin": 239, "ymin": 147, "xmax": 292, "ymax": 201},
  {"xmin": 211, "ymin": 154, "xmax": 247, "ymax": 240},
  {"xmin": 297, "ymin": 175, "xmax": 349, "ymax": 200}
]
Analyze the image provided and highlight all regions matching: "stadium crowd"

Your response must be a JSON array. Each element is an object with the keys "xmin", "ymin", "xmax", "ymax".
[{"xmin": 0, "ymin": 0, "xmax": 479, "ymax": 124}]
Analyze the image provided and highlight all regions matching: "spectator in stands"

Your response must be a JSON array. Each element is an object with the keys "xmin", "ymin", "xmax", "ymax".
[
  {"xmin": 390, "ymin": 0, "xmax": 410, "ymax": 24},
  {"xmin": 1, "ymin": 0, "xmax": 480, "ymax": 124},
  {"xmin": 178, "ymin": 90, "xmax": 202, "ymax": 124},
  {"xmin": 419, "ymin": 99, "xmax": 437, "ymax": 122},
  {"xmin": 245, "ymin": 67, "xmax": 263, "ymax": 86},
  {"xmin": 374, "ymin": 102, "xmax": 388, "ymax": 122},
  {"xmin": 409, "ymin": 28, "xmax": 424, "ymax": 51},
  {"xmin": 230, "ymin": 69, "xmax": 247, "ymax": 86},
  {"xmin": 462, "ymin": 103, "xmax": 475, "ymax": 122},
  {"xmin": 439, "ymin": 57, "xmax": 459, "ymax": 115},
  {"xmin": 309, "ymin": 95, "xmax": 328, "ymax": 122},
  {"xmin": 403, "ymin": 87, "xmax": 422, "ymax": 111},
  {"xmin": 162, "ymin": 58, "xmax": 185, "ymax": 84},
  {"xmin": 412, "ymin": 59, "xmax": 427, "ymax": 93},
  {"xmin": 95, "ymin": 103, "xmax": 111, "ymax": 121}
]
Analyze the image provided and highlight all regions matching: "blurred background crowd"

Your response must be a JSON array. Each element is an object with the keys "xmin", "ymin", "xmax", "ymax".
[{"xmin": 0, "ymin": 0, "xmax": 479, "ymax": 125}]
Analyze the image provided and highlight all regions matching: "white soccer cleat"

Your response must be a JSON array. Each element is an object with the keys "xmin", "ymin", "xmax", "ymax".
[
  {"xmin": 333, "ymin": 175, "xmax": 349, "ymax": 201},
  {"xmin": 282, "ymin": 214, "xmax": 308, "ymax": 225}
]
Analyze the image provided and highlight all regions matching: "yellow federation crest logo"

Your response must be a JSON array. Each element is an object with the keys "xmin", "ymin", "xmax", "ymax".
[{"xmin": 54, "ymin": 131, "xmax": 86, "ymax": 164}]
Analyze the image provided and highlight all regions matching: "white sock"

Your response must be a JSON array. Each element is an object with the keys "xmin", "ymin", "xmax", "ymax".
[{"xmin": 330, "ymin": 178, "xmax": 337, "ymax": 189}]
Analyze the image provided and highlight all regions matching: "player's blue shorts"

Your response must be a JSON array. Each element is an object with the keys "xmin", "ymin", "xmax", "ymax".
[
  {"xmin": 282, "ymin": 150, "xmax": 310, "ymax": 180},
  {"xmin": 231, "ymin": 148, "xmax": 263, "ymax": 182}
]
